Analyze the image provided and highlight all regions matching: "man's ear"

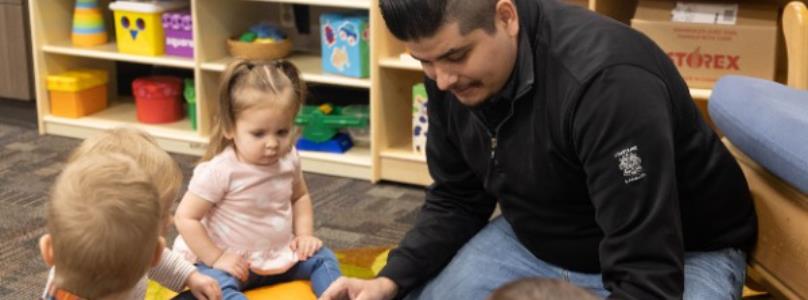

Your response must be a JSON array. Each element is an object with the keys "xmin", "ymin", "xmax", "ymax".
[
  {"xmin": 496, "ymin": 0, "xmax": 520, "ymax": 37},
  {"xmin": 39, "ymin": 234, "xmax": 54, "ymax": 267},
  {"xmin": 151, "ymin": 237, "xmax": 166, "ymax": 267}
]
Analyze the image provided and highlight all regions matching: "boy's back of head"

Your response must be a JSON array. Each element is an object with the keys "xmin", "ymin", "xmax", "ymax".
[
  {"xmin": 41, "ymin": 153, "xmax": 163, "ymax": 298},
  {"xmin": 488, "ymin": 278, "xmax": 601, "ymax": 300},
  {"xmin": 68, "ymin": 127, "xmax": 183, "ymax": 227}
]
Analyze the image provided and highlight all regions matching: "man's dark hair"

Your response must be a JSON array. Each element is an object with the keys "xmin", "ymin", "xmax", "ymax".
[{"xmin": 379, "ymin": 0, "xmax": 499, "ymax": 41}]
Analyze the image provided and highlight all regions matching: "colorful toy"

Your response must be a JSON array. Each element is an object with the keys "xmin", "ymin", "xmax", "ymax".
[
  {"xmin": 295, "ymin": 104, "xmax": 369, "ymax": 153},
  {"xmin": 412, "ymin": 83, "xmax": 428, "ymax": 155},
  {"xmin": 229, "ymin": 22, "xmax": 291, "ymax": 60},
  {"xmin": 145, "ymin": 280, "xmax": 315, "ymax": 300},
  {"xmin": 341, "ymin": 104, "xmax": 370, "ymax": 147},
  {"xmin": 47, "ymin": 69, "xmax": 108, "ymax": 118},
  {"xmin": 297, "ymin": 133, "xmax": 353, "ymax": 153},
  {"xmin": 71, "ymin": 0, "xmax": 108, "ymax": 47},
  {"xmin": 109, "ymin": 0, "xmax": 188, "ymax": 56},
  {"xmin": 320, "ymin": 13, "xmax": 370, "ymax": 78},
  {"xmin": 163, "ymin": 10, "xmax": 193, "ymax": 58},
  {"xmin": 132, "ymin": 76, "xmax": 183, "ymax": 124},
  {"xmin": 184, "ymin": 78, "xmax": 196, "ymax": 130},
  {"xmin": 250, "ymin": 22, "xmax": 287, "ymax": 40},
  {"xmin": 335, "ymin": 247, "xmax": 390, "ymax": 279}
]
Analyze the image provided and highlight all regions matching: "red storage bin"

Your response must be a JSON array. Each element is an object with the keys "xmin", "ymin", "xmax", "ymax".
[{"xmin": 132, "ymin": 76, "xmax": 183, "ymax": 124}]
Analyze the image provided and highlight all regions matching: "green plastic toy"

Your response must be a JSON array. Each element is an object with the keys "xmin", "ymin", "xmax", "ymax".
[
  {"xmin": 295, "ymin": 104, "xmax": 368, "ymax": 143},
  {"xmin": 184, "ymin": 78, "xmax": 196, "ymax": 130}
]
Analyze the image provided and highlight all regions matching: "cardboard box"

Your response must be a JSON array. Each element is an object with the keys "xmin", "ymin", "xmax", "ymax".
[
  {"xmin": 320, "ymin": 13, "xmax": 370, "ymax": 78},
  {"xmin": 631, "ymin": 1, "xmax": 778, "ymax": 89}
]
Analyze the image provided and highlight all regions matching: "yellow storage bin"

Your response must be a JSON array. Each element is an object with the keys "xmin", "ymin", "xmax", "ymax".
[
  {"xmin": 109, "ymin": 1, "xmax": 188, "ymax": 56},
  {"xmin": 47, "ymin": 69, "xmax": 109, "ymax": 118}
]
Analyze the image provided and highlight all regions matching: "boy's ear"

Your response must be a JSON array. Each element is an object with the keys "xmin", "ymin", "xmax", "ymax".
[
  {"xmin": 39, "ymin": 234, "xmax": 54, "ymax": 267},
  {"xmin": 151, "ymin": 237, "xmax": 166, "ymax": 267}
]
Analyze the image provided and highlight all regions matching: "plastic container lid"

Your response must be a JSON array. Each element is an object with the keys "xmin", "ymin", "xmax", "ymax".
[
  {"xmin": 47, "ymin": 69, "xmax": 108, "ymax": 92},
  {"xmin": 133, "ymin": 76, "xmax": 182, "ymax": 99},
  {"xmin": 109, "ymin": 1, "xmax": 188, "ymax": 13}
]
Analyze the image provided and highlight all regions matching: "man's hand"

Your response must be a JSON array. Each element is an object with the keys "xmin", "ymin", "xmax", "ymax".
[
  {"xmin": 212, "ymin": 251, "xmax": 250, "ymax": 282},
  {"xmin": 291, "ymin": 235, "xmax": 323, "ymax": 260},
  {"xmin": 185, "ymin": 271, "xmax": 221, "ymax": 300},
  {"xmin": 319, "ymin": 277, "xmax": 398, "ymax": 300}
]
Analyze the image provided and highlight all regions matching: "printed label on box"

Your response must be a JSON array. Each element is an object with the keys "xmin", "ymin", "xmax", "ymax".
[{"xmin": 672, "ymin": 2, "xmax": 738, "ymax": 25}]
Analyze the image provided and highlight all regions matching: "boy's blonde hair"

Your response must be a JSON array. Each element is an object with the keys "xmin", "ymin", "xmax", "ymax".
[
  {"xmin": 488, "ymin": 278, "xmax": 600, "ymax": 300},
  {"xmin": 68, "ymin": 127, "xmax": 183, "ymax": 220},
  {"xmin": 204, "ymin": 59, "xmax": 307, "ymax": 161},
  {"xmin": 47, "ymin": 154, "xmax": 161, "ymax": 298}
]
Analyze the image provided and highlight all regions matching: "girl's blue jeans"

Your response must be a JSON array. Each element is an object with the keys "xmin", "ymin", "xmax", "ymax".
[{"xmin": 173, "ymin": 247, "xmax": 340, "ymax": 300}]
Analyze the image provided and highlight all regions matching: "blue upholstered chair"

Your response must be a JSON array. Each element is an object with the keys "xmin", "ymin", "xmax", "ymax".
[{"xmin": 708, "ymin": 3, "xmax": 808, "ymax": 298}]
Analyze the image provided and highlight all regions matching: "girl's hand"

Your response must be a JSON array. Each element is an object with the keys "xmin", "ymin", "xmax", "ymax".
[
  {"xmin": 291, "ymin": 235, "xmax": 322, "ymax": 260},
  {"xmin": 212, "ymin": 251, "xmax": 250, "ymax": 282}
]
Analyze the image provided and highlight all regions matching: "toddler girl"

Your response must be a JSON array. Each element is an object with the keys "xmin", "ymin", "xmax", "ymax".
[{"xmin": 173, "ymin": 60, "xmax": 340, "ymax": 299}]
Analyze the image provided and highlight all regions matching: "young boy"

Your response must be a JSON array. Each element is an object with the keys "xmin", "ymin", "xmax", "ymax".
[
  {"xmin": 40, "ymin": 154, "xmax": 164, "ymax": 299},
  {"xmin": 487, "ymin": 278, "xmax": 601, "ymax": 300},
  {"xmin": 43, "ymin": 128, "xmax": 220, "ymax": 299}
]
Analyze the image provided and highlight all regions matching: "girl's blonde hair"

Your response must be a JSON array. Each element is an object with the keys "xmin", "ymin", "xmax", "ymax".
[{"xmin": 204, "ymin": 59, "xmax": 307, "ymax": 161}]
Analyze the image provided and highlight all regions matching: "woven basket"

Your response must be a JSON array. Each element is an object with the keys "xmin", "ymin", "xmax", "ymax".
[{"xmin": 227, "ymin": 38, "xmax": 293, "ymax": 60}]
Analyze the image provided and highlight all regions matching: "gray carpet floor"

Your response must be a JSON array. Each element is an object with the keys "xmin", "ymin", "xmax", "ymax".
[{"xmin": 0, "ymin": 100, "xmax": 424, "ymax": 298}]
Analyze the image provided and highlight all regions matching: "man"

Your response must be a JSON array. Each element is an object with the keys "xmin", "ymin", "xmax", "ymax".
[{"xmin": 321, "ymin": 0, "xmax": 756, "ymax": 299}]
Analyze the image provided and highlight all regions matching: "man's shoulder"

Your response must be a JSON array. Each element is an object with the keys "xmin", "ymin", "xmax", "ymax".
[{"xmin": 539, "ymin": 3, "xmax": 661, "ymax": 84}]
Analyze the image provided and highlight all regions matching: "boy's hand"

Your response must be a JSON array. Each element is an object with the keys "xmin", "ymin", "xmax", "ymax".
[
  {"xmin": 213, "ymin": 251, "xmax": 250, "ymax": 282},
  {"xmin": 186, "ymin": 271, "xmax": 221, "ymax": 300},
  {"xmin": 291, "ymin": 235, "xmax": 323, "ymax": 260}
]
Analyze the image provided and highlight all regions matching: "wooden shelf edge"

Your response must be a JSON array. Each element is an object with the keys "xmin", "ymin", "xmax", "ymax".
[
  {"xmin": 245, "ymin": 0, "xmax": 370, "ymax": 9},
  {"xmin": 379, "ymin": 156, "xmax": 431, "ymax": 186},
  {"xmin": 299, "ymin": 146, "xmax": 373, "ymax": 167},
  {"xmin": 42, "ymin": 115, "xmax": 207, "ymax": 155},
  {"xmin": 300, "ymin": 159, "xmax": 371, "ymax": 180},
  {"xmin": 42, "ymin": 43, "xmax": 195, "ymax": 69},
  {"xmin": 201, "ymin": 55, "xmax": 371, "ymax": 89},
  {"xmin": 379, "ymin": 56, "xmax": 423, "ymax": 72},
  {"xmin": 380, "ymin": 148, "xmax": 426, "ymax": 163}
]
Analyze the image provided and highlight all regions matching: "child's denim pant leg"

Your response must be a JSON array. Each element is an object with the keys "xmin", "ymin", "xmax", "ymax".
[
  {"xmin": 240, "ymin": 247, "xmax": 342, "ymax": 297},
  {"xmin": 276, "ymin": 246, "xmax": 342, "ymax": 296},
  {"xmin": 171, "ymin": 247, "xmax": 341, "ymax": 299},
  {"xmin": 171, "ymin": 263, "xmax": 247, "ymax": 300}
]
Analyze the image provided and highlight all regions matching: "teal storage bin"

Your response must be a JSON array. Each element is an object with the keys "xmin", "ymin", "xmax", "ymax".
[{"xmin": 320, "ymin": 12, "xmax": 370, "ymax": 78}]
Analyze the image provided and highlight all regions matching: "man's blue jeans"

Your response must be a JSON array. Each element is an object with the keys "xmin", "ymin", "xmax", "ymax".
[
  {"xmin": 173, "ymin": 247, "xmax": 340, "ymax": 300},
  {"xmin": 405, "ymin": 217, "xmax": 746, "ymax": 300}
]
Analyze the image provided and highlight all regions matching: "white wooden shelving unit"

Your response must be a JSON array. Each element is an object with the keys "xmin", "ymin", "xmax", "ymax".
[{"xmin": 29, "ymin": 0, "xmax": 789, "ymax": 185}]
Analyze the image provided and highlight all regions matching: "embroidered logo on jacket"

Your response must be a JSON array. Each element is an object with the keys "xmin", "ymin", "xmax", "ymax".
[{"xmin": 614, "ymin": 145, "xmax": 647, "ymax": 184}]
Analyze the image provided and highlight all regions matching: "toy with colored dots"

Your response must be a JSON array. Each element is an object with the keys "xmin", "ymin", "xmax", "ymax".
[{"xmin": 228, "ymin": 22, "xmax": 292, "ymax": 60}]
